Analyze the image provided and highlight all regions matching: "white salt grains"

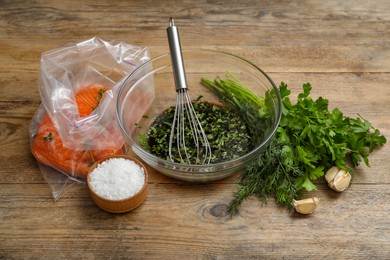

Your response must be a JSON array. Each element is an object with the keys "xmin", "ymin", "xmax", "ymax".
[{"xmin": 89, "ymin": 158, "xmax": 145, "ymax": 200}]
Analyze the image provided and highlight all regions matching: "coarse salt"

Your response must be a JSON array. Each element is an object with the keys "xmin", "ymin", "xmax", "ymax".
[{"xmin": 89, "ymin": 158, "xmax": 145, "ymax": 200}]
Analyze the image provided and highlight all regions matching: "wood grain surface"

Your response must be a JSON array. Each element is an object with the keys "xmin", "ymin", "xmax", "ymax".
[{"xmin": 1, "ymin": 0, "xmax": 389, "ymax": 259}]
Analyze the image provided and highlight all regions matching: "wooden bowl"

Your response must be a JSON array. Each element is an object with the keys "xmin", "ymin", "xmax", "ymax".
[{"xmin": 86, "ymin": 155, "xmax": 148, "ymax": 213}]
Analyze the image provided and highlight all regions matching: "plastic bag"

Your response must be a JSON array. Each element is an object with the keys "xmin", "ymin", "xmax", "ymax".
[{"xmin": 30, "ymin": 37, "xmax": 150, "ymax": 200}]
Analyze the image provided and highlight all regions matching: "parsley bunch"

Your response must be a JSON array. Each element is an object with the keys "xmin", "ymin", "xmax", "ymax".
[{"xmin": 277, "ymin": 82, "xmax": 387, "ymax": 192}]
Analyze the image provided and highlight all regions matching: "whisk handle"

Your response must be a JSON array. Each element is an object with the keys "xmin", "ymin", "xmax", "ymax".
[{"xmin": 167, "ymin": 17, "xmax": 188, "ymax": 91}]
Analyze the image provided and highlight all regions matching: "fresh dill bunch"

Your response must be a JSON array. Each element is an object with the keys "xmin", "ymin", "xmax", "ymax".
[{"xmin": 228, "ymin": 140, "xmax": 304, "ymax": 216}]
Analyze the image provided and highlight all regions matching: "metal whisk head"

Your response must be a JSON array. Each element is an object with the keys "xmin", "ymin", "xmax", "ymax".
[
  {"xmin": 167, "ymin": 18, "xmax": 212, "ymax": 164},
  {"xmin": 169, "ymin": 89, "xmax": 212, "ymax": 164}
]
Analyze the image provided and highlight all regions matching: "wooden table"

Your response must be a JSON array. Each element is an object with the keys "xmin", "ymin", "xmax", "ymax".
[{"xmin": 1, "ymin": 1, "xmax": 389, "ymax": 258}]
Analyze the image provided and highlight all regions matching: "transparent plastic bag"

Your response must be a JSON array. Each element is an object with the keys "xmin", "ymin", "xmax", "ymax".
[{"xmin": 30, "ymin": 37, "xmax": 150, "ymax": 200}]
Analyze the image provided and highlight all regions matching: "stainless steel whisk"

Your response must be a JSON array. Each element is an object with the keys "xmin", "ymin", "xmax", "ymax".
[{"xmin": 166, "ymin": 17, "xmax": 212, "ymax": 164}]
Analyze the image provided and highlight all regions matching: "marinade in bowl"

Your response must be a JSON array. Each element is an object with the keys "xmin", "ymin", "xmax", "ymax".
[
  {"xmin": 116, "ymin": 49, "xmax": 282, "ymax": 182},
  {"xmin": 143, "ymin": 100, "xmax": 253, "ymax": 164}
]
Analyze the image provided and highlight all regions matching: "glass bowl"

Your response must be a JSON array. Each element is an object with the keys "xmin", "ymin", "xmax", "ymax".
[{"xmin": 116, "ymin": 49, "xmax": 281, "ymax": 182}]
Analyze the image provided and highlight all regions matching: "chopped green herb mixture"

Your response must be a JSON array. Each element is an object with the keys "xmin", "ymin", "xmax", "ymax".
[
  {"xmin": 92, "ymin": 88, "xmax": 106, "ymax": 111},
  {"xmin": 143, "ymin": 101, "xmax": 253, "ymax": 164},
  {"xmin": 201, "ymin": 73, "xmax": 387, "ymax": 215},
  {"xmin": 43, "ymin": 132, "xmax": 53, "ymax": 142},
  {"xmin": 96, "ymin": 88, "xmax": 106, "ymax": 101}
]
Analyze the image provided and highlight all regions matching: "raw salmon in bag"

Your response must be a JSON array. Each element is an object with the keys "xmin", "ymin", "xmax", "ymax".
[{"xmin": 30, "ymin": 37, "xmax": 150, "ymax": 200}]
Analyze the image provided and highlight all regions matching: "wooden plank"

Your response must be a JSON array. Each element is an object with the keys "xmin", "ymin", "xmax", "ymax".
[
  {"xmin": 1, "ymin": 71, "xmax": 389, "ymax": 106},
  {"xmin": 0, "ymin": 0, "xmax": 389, "ymax": 79},
  {"xmin": 0, "ymin": 45, "xmax": 389, "ymax": 82},
  {"xmin": 0, "ymin": 0, "xmax": 389, "ymax": 46},
  {"xmin": 0, "ymin": 183, "xmax": 389, "ymax": 258}
]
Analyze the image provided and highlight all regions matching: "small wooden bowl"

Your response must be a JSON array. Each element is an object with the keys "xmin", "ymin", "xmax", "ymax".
[{"xmin": 86, "ymin": 155, "xmax": 148, "ymax": 213}]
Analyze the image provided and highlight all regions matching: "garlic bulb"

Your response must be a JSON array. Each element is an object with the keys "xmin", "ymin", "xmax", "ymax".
[
  {"xmin": 293, "ymin": 197, "xmax": 319, "ymax": 215},
  {"xmin": 325, "ymin": 166, "xmax": 351, "ymax": 192}
]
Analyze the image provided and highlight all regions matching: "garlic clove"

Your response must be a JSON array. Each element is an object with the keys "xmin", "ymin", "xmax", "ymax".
[
  {"xmin": 325, "ymin": 166, "xmax": 339, "ymax": 183},
  {"xmin": 332, "ymin": 170, "xmax": 351, "ymax": 192},
  {"xmin": 325, "ymin": 166, "xmax": 352, "ymax": 192},
  {"xmin": 293, "ymin": 197, "xmax": 319, "ymax": 215}
]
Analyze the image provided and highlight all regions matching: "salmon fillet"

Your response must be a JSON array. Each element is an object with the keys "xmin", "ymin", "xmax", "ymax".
[{"xmin": 32, "ymin": 84, "xmax": 124, "ymax": 178}]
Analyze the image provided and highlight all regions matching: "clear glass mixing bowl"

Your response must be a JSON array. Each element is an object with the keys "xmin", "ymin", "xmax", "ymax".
[{"xmin": 116, "ymin": 49, "xmax": 281, "ymax": 182}]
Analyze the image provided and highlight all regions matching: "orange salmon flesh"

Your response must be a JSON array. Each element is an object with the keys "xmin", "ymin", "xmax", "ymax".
[{"xmin": 32, "ymin": 84, "xmax": 124, "ymax": 178}]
